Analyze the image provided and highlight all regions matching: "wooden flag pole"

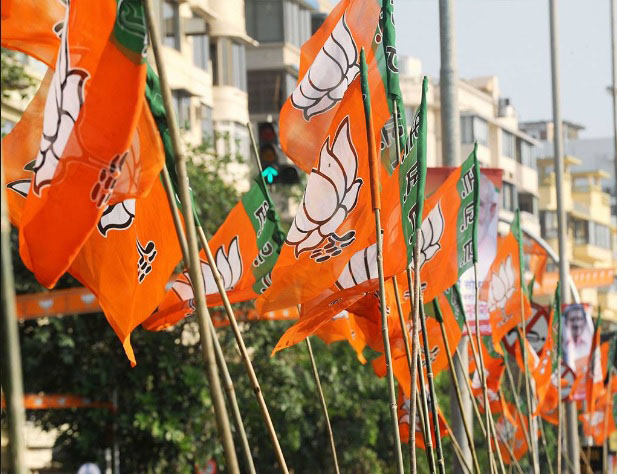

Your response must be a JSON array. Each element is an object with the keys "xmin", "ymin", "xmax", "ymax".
[
  {"xmin": 537, "ymin": 417, "xmax": 554, "ymax": 474},
  {"xmin": 417, "ymin": 351, "xmax": 438, "ymax": 474},
  {"xmin": 360, "ymin": 48, "xmax": 404, "ymax": 474},
  {"xmin": 418, "ymin": 298, "xmax": 446, "ymax": 474},
  {"xmin": 1, "ymin": 161, "xmax": 27, "ymax": 474},
  {"xmin": 161, "ymin": 168, "xmax": 256, "ymax": 474},
  {"xmin": 438, "ymin": 319, "xmax": 482, "ymax": 474},
  {"xmin": 196, "ymin": 226, "xmax": 289, "ymax": 473},
  {"xmin": 304, "ymin": 335, "xmax": 341, "ymax": 474},
  {"xmin": 392, "ymin": 274, "xmax": 435, "ymax": 473},
  {"xmin": 143, "ymin": 4, "xmax": 240, "ymax": 471},
  {"xmin": 440, "ymin": 414, "xmax": 474, "ymax": 474},
  {"xmin": 472, "ymin": 263, "xmax": 498, "ymax": 474},
  {"xmin": 501, "ymin": 346, "xmax": 533, "ymax": 454}
]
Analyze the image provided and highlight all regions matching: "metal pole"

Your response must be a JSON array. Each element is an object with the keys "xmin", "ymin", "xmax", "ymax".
[
  {"xmin": 1, "ymin": 160, "xmax": 27, "ymax": 474},
  {"xmin": 548, "ymin": 0, "xmax": 580, "ymax": 470},
  {"xmin": 112, "ymin": 389, "xmax": 120, "ymax": 474},
  {"xmin": 304, "ymin": 335, "xmax": 340, "ymax": 474},
  {"xmin": 439, "ymin": 3, "xmax": 469, "ymax": 470},
  {"xmin": 611, "ymin": 0, "xmax": 617, "ymax": 206},
  {"xmin": 143, "ymin": 2, "xmax": 240, "ymax": 471},
  {"xmin": 439, "ymin": 0, "xmax": 461, "ymax": 167}
]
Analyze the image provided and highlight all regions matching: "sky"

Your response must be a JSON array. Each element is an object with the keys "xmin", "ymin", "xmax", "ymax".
[{"xmin": 394, "ymin": 0, "xmax": 614, "ymax": 138}]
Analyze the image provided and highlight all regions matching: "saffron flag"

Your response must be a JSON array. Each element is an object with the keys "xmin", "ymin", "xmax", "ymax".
[
  {"xmin": 143, "ymin": 177, "xmax": 285, "ymax": 331},
  {"xmin": 585, "ymin": 313, "xmax": 605, "ymax": 414},
  {"xmin": 18, "ymin": 0, "xmax": 150, "ymax": 288},
  {"xmin": 314, "ymin": 310, "xmax": 368, "ymax": 364},
  {"xmin": 494, "ymin": 402, "xmax": 529, "ymax": 464},
  {"xmin": 257, "ymin": 0, "xmax": 427, "ymax": 319},
  {"xmin": 486, "ymin": 210, "xmax": 531, "ymax": 352},
  {"xmin": 397, "ymin": 387, "xmax": 449, "ymax": 449},
  {"xmin": 4, "ymin": 68, "xmax": 182, "ymax": 366}
]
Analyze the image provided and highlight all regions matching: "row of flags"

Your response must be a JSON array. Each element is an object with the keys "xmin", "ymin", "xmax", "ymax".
[{"xmin": 2, "ymin": 0, "xmax": 616, "ymax": 466}]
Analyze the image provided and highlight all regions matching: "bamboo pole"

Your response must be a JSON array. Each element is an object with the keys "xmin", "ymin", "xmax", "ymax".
[
  {"xmin": 416, "ymin": 351, "xmax": 438, "ymax": 474},
  {"xmin": 1, "ymin": 160, "xmax": 27, "ymax": 474},
  {"xmin": 304, "ymin": 333, "xmax": 341, "ymax": 474},
  {"xmin": 196, "ymin": 227, "xmax": 289, "ymax": 473},
  {"xmin": 143, "ymin": 4, "xmax": 239, "ymax": 471},
  {"xmin": 472, "ymin": 263, "xmax": 498, "ymax": 474},
  {"xmin": 438, "ymin": 319, "xmax": 481, "ymax": 474},
  {"xmin": 501, "ymin": 346, "xmax": 533, "ymax": 454},
  {"xmin": 392, "ymin": 274, "xmax": 434, "ymax": 472},
  {"xmin": 418, "ymin": 298, "xmax": 446, "ymax": 474},
  {"xmin": 360, "ymin": 48, "xmax": 404, "ymax": 474},
  {"xmin": 441, "ymin": 415, "xmax": 474, "ymax": 474},
  {"xmin": 161, "ymin": 169, "xmax": 256, "ymax": 473},
  {"xmin": 537, "ymin": 417, "xmax": 554, "ymax": 474}
]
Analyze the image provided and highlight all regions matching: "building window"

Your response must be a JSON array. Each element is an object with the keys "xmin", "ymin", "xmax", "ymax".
[
  {"xmin": 460, "ymin": 115, "xmax": 488, "ymax": 146},
  {"xmin": 311, "ymin": 12, "xmax": 328, "ymax": 34},
  {"xmin": 593, "ymin": 223, "xmax": 611, "ymax": 249},
  {"xmin": 248, "ymin": 70, "xmax": 297, "ymax": 114},
  {"xmin": 501, "ymin": 181, "xmax": 518, "ymax": 213},
  {"xmin": 572, "ymin": 218, "xmax": 589, "ymax": 246},
  {"xmin": 245, "ymin": 0, "xmax": 284, "ymax": 43},
  {"xmin": 193, "ymin": 34, "xmax": 209, "ymax": 70},
  {"xmin": 172, "ymin": 90, "xmax": 192, "ymax": 130},
  {"xmin": 200, "ymin": 104, "xmax": 214, "ymax": 144},
  {"xmin": 501, "ymin": 130, "xmax": 515, "ymax": 158},
  {"xmin": 234, "ymin": 122, "xmax": 250, "ymax": 160},
  {"xmin": 212, "ymin": 39, "xmax": 247, "ymax": 91},
  {"xmin": 518, "ymin": 192, "xmax": 537, "ymax": 216},
  {"xmin": 284, "ymin": 1, "xmax": 311, "ymax": 48},
  {"xmin": 162, "ymin": 0, "xmax": 180, "ymax": 50},
  {"xmin": 517, "ymin": 139, "xmax": 536, "ymax": 168},
  {"xmin": 540, "ymin": 210, "xmax": 558, "ymax": 239}
]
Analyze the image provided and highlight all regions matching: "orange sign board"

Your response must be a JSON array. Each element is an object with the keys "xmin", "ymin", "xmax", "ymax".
[
  {"xmin": 1, "ymin": 394, "xmax": 115, "ymax": 411},
  {"xmin": 535, "ymin": 267, "xmax": 615, "ymax": 295}
]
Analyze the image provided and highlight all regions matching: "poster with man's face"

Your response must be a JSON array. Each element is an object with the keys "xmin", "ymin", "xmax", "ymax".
[{"xmin": 561, "ymin": 303, "xmax": 593, "ymax": 400}]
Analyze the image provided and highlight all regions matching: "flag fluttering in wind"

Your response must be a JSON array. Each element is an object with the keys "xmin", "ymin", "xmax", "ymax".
[
  {"xmin": 256, "ymin": 0, "xmax": 428, "ymax": 321},
  {"xmin": 4, "ymin": 67, "xmax": 182, "ymax": 365},
  {"xmin": 585, "ymin": 313, "xmax": 605, "ymax": 414},
  {"xmin": 314, "ymin": 310, "xmax": 368, "ymax": 364},
  {"xmin": 143, "ymin": 178, "xmax": 285, "ymax": 331},
  {"xmin": 16, "ymin": 0, "xmax": 151, "ymax": 288},
  {"xmin": 485, "ymin": 211, "xmax": 531, "ymax": 353},
  {"xmin": 397, "ymin": 387, "xmax": 449, "ymax": 449},
  {"xmin": 493, "ymin": 401, "xmax": 529, "ymax": 464}
]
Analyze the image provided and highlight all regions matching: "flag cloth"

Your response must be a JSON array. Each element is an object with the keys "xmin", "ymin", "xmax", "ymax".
[
  {"xmin": 18, "ymin": 0, "xmax": 150, "ymax": 288},
  {"xmin": 257, "ymin": 0, "xmax": 427, "ymax": 320},
  {"xmin": 4, "ymin": 67, "xmax": 182, "ymax": 365},
  {"xmin": 269, "ymin": 142, "xmax": 479, "ymax": 354},
  {"xmin": 143, "ymin": 177, "xmax": 285, "ymax": 331},
  {"xmin": 314, "ymin": 310, "xmax": 367, "ymax": 364},
  {"xmin": 585, "ymin": 313, "xmax": 605, "ymax": 414},
  {"xmin": 397, "ymin": 387, "xmax": 449, "ymax": 449},
  {"xmin": 494, "ymin": 402, "xmax": 529, "ymax": 464},
  {"xmin": 485, "ymin": 210, "xmax": 531, "ymax": 353}
]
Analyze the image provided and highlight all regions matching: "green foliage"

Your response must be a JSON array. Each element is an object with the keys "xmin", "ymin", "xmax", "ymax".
[{"xmin": 1, "ymin": 48, "xmax": 35, "ymax": 100}]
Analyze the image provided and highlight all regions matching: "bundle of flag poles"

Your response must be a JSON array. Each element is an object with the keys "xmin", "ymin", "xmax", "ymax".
[{"xmin": 1, "ymin": 0, "xmax": 616, "ymax": 473}]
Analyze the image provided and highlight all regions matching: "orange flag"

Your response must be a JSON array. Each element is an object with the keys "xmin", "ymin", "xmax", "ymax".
[
  {"xmin": 143, "ymin": 178, "xmax": 285, "ymax": 331},
  {"xmin": 4, "ymin": 67, "xmax": 181, "ymax": 366},
  {"xmin": 397, "ymin": 387, "xmax": 449, "ymax": 449},
  {"xmin": 314, "ymin": 310, "xmax": 367, "ymax": 364},
  {"xmin": 585, "ymin": 315, "xmax": 605, "ymax": 414},
  {"xmin": 486, "ymin": 232, "xmax": 531, "ymax": 353},
  {"xmin": 18, "ymin": 0, "xmax": 150, "ymax": 288},
  {"xmin": 494, "ymin": 402, "xmax": 529, "ymax": 464},
  {"xmin": 270, "ymin": 145, "xmax": 478, "ymax": 353},
  {"xmin": 580, "ymin": 389, "xmax": 616, "ymax": 445}
]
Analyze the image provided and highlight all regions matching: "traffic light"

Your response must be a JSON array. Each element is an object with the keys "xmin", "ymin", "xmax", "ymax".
[{"xmin": 258, "ymin": 122, "xmax": 299, "ymax": 185}]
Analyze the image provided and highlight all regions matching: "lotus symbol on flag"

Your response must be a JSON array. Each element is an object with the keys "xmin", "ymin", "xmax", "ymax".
[
  {"xmin": 409, "ymin": 203, "xmax": 445, "ymax": 272},
  {"xmin": 286, "ymin": 117, "xmax": 362, "ymax": 262},
  {"xmin": 496, "ymin": 417, "xmax": 516, "ymax": 444},
  {"xmin": 290, "ymin": 14, "xmax": 359, "ymax": 121},
  {"xmin": 335, "ymin": 244, "xmax": 377, "ymax": 289},
  {"xmin": 488, "ymin": 255, "xmax": 515, "ymax": 312},
  {"xmin": 33, "ymin": 13, "xmax": 88, "ymax": 195},
  {"xmin": 173, "ymin": 237, "xmax": 243, "ymax": 300},
  {"xmin": 97, "ymin": 199, "xmax": 136, "ymax": 236}
]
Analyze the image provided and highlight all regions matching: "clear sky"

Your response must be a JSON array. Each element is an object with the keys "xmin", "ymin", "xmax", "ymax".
[{"xmin": 394, "ymin": 0, "xmax": 614, "ymax": 138}]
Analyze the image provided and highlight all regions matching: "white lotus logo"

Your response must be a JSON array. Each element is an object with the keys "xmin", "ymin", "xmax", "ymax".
[
  {"xmin": 173, "ymin": 237, "xmax": 243, "ymax": 300},
  {"xmin": 335, "ymin": 244, "xmax": 377, "ymax": 289},
  {"xmin": 290, "ymin": 14, "xmax": 359, "ymax": 120},
  {"xmin": 409, "ymin": 202, "xmax": 445, "ymax": 272},
  {"xmin": 97, "ymin": 199, "xmax": 136, "ymax": 236},
  {"xmin": 286, "ymin": 117, "xmax": 363, "ymax": 262},
  {"xmin": 496, "ymin": 417, "xmax": 516, "ymax": 444},
  {"xmin": 488, "ymin": 255, "xmax": 515, "ymax": 312},
  {"xmin": 33, "ymin": 7, "xmax": 88, "ymax": 195}
]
